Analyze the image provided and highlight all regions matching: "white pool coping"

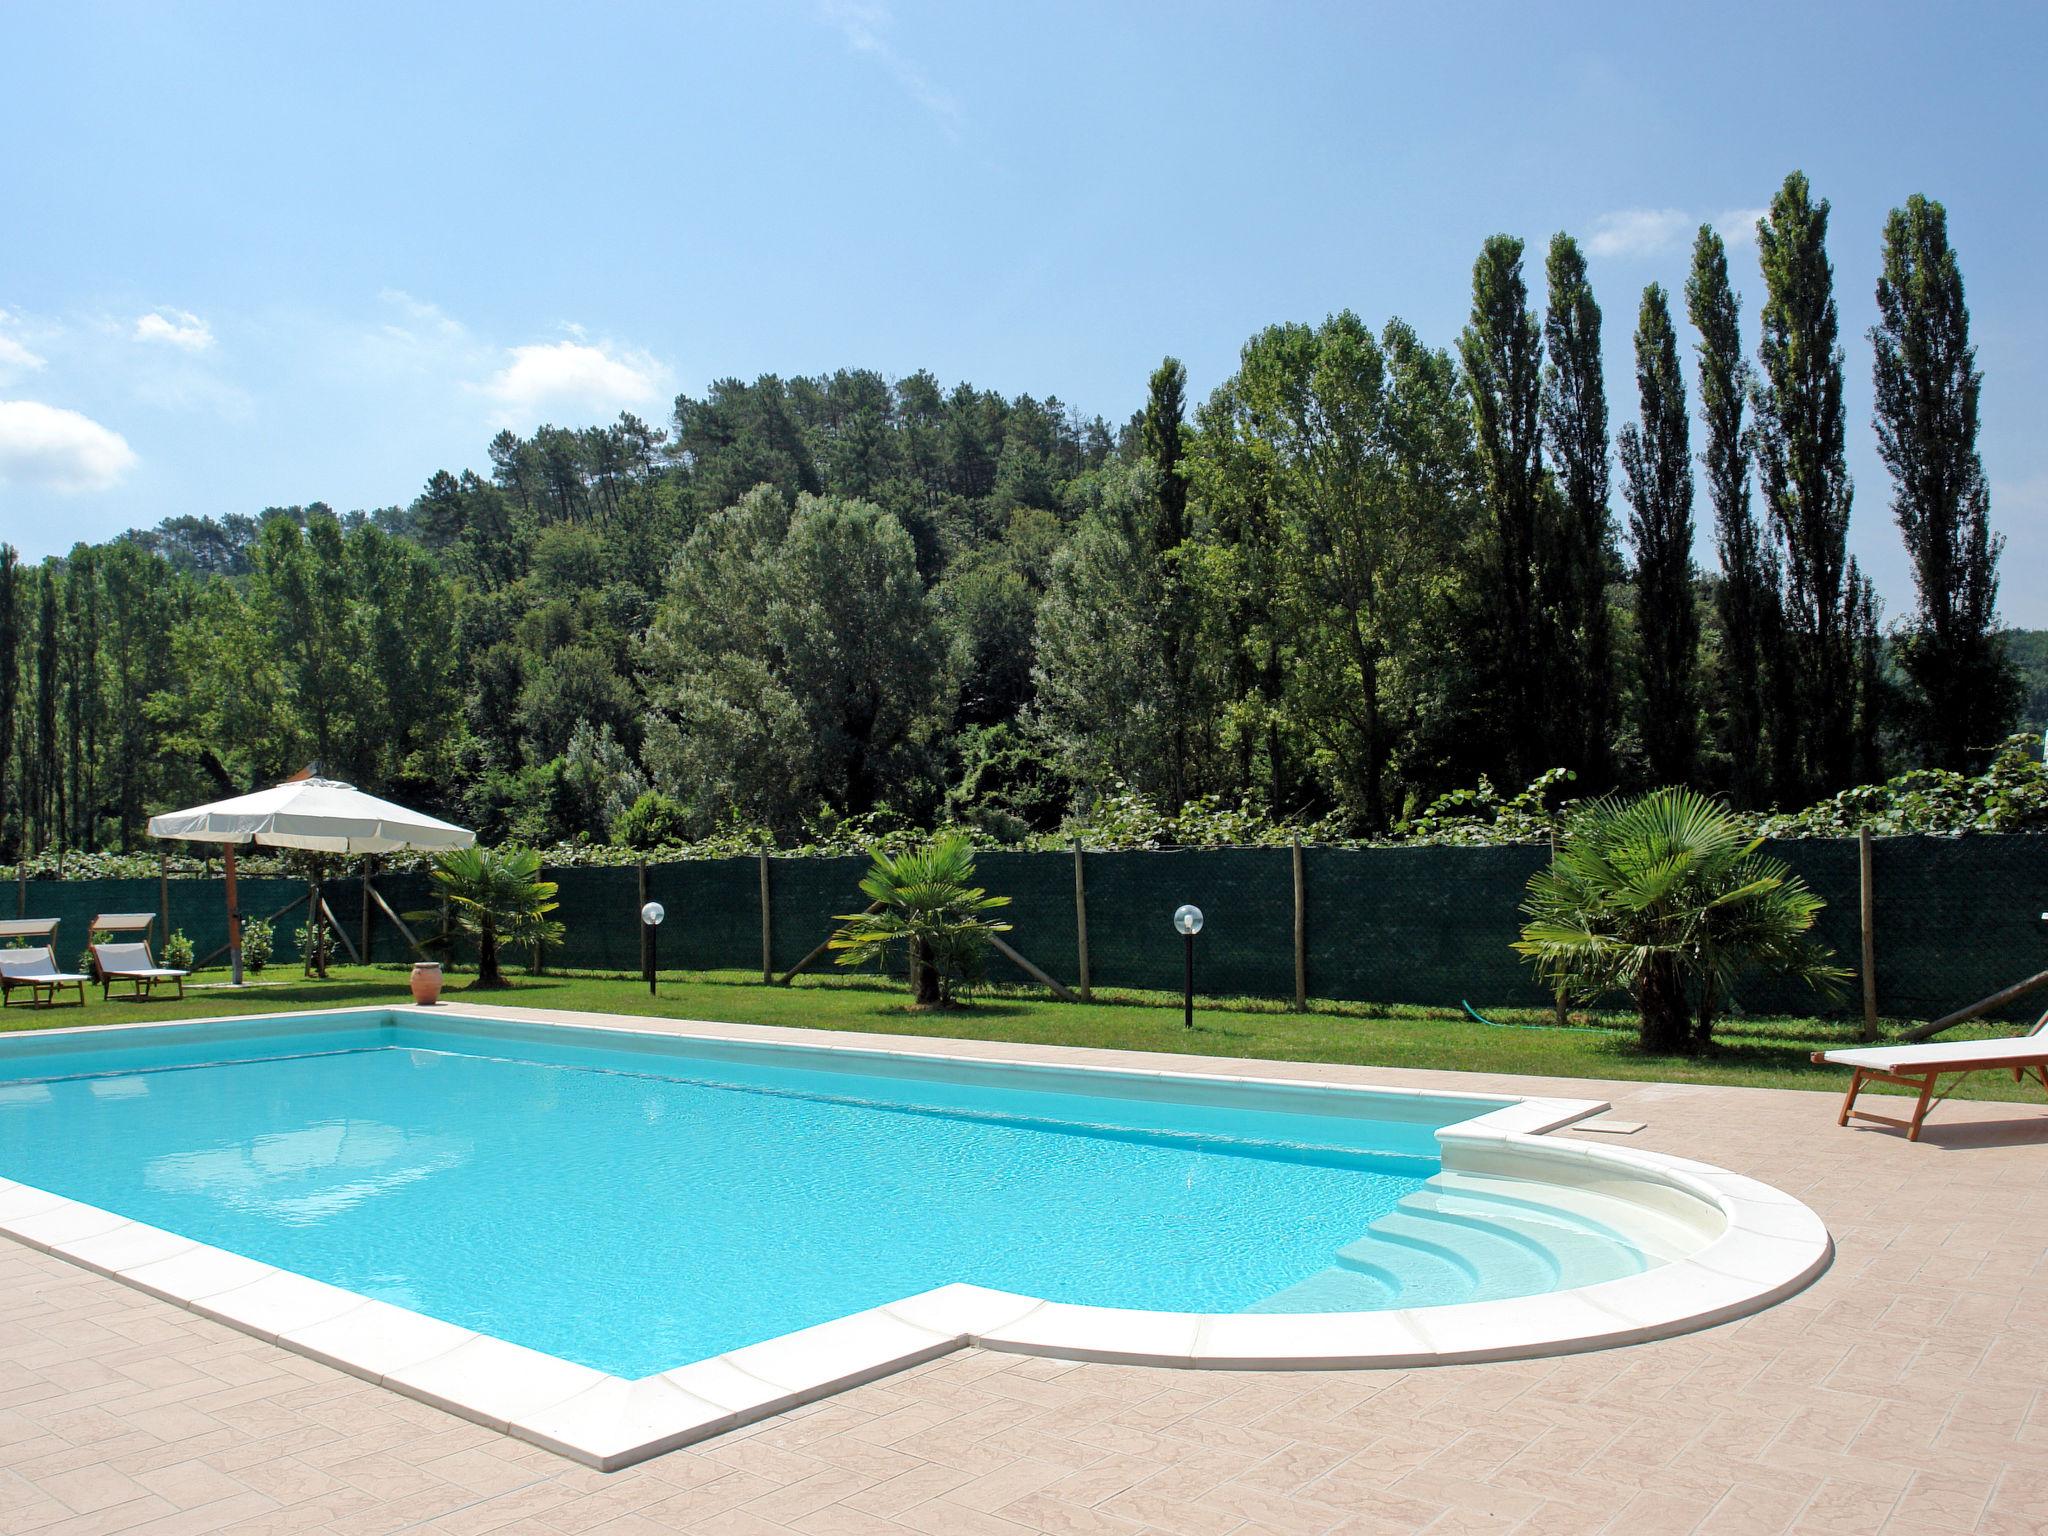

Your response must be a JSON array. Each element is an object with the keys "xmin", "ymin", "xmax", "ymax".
[{"xmin": 0, "ymin": 1004, "xmax": 1832, "ymax": 1470}]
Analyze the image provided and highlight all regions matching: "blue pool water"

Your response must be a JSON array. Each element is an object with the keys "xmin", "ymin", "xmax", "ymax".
[{"xmin": 0, "ymin": 1012, "xmax": 1488, "ymax": 1376}]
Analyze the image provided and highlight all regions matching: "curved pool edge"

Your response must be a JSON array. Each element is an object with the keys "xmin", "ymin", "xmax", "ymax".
[
  {"xmin": 957, "ymin": 1117, "xmax": 1833, "ymax": 1373},
  {"xmin": 0, "ymin": 1003, "xmax": 1834, "ymax": 1471}
]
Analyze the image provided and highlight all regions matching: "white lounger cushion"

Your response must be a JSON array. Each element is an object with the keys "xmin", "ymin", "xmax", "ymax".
[
  {"xmin": 1824, "ymin": 1035, "xmax": 2048, "ymax": 1072},
  {"xmin": 92, "ymin": 942, "xmax": 188, "ymax": 979},
  {"xmin": 0, "ymin": 947, "xmax": 89, "ymax": 983}
]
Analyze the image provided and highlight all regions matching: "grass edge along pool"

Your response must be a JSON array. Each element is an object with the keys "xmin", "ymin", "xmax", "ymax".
[{"xmin": 0, "ymin": 1006, "xmax": 1832, "ymax": 1472}]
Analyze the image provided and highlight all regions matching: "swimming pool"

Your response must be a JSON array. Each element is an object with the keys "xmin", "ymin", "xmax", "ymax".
[{"xmin": 0, "ymin": 1006, "xmax": 1830, "ymax": 1468}]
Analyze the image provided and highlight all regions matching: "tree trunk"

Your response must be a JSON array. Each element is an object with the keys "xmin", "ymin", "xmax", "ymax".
[
  {"xmin": 909, "ymin": 936, "xmax": 940, "ymax": 1007},
  {"xmin": 1636, "ymin": 954, "xmax": 1692, "ymax": 1055},
  {"xmin": 306, "ymin": 872, "xmax": 328, "ymax": 978},
  {"xmin": 474, "ymin": 920, "xmax": 505, "ymax": 988}
]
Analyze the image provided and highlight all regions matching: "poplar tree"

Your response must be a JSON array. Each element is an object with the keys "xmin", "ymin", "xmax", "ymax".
[
  {"xmin": 1619, "ymin": 284, "xmax": 1699, "ymax": 784},
  {"xmin": 1752, "ymin": 172, "xmax": 1857, "ymax": 794},
  {"xmin": 1847, "ymin": 560, "xmax": 1886, "ymax": 783},
  {"xmin": 1140, "ymin": 357, "xmax": 1190, "ymax": 550},
  {"xmin": 1871, "ymin": 193, "xmax": 2016, "ymax": 769},
  {"xmin": 1459, "ymin": 235, "xmax": 1547, "ymax": 783},
  {"xmin": 1541, "ymin": 234, "xmax": 1619, "ymax": 784},
  {"xmin": 0, "ymin": 547, "xmax": 17, "ymax": 856},
  {"xmin": 61, "ymin": 546, "xmax": 104, "ymax": 850},
  {"xmin": 1687, "ymin": 226, "xmax": 1786, "ymax": 805},
  {"xmin": 1139, "ymin": 356, "xmax": 1202, "ymax": 804},
  {"xmin": 32, "ymin": 570, "xmax": 60, "ymax": 850}
]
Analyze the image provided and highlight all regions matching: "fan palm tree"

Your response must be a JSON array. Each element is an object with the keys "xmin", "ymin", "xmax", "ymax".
[
  {"xmin": 424, "ymin": 846, "xmax": 562, "ymax": 989},
  {"xmin": 1514, "ymin": 788, "xmax": 1847, "ymax": 1053},
  {"xmin": 829, "ymin": 835, "xmax": 1011, "ymax": 1007}
]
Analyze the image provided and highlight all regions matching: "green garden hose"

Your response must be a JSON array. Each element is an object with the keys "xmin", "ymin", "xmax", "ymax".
[{"xmin": 1461, "ymin": 998, "xmax": 1569, "ymax": 1030}]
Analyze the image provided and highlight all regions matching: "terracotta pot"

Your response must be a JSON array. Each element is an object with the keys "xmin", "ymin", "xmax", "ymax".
[{"xmin": 409, "ymin": 962, "xmax": 443, "ymax": 1005}]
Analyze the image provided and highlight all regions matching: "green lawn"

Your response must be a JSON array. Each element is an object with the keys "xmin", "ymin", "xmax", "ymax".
[{"xmin": 7, "ymin": 962, "xmax": 2045, "ymax": 1105}]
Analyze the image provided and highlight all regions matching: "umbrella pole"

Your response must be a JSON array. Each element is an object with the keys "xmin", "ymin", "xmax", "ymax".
[{"xmin": 224, "ymin": 843, "xmax": 244, "ymax": 986}]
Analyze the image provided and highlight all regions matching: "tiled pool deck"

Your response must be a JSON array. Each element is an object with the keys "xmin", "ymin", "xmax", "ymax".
[{"xmin": 3, "ymin": 1010, "xmax": 2045, "ymax": 1534}]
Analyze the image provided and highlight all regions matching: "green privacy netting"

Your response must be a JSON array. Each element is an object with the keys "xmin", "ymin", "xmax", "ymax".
[{"xmin": 15, "ymin": 834, "xmax": 2048, "ymax": 1019}]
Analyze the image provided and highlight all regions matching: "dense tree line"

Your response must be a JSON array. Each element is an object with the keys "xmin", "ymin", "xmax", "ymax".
[{"xmin": 0, "ymin": 174, "xmax": 2018, "ymax": 858}]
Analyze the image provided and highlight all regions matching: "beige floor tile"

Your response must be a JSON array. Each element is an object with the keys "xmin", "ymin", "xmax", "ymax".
[{"xmin": 3, "ymin": 1048, "xmax": 2045, "ymax": 1534}]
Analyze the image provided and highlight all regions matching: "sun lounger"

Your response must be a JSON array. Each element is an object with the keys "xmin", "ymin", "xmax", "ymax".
[
  {"xmin": 1814, "ymin": 1023, "xmax": 2048, "ymax": 1141},
  {"xmin": 90, "ymin": 940, "xmax": 188, "ymax": 1001},
  {"xmin": 0, "ymin": 946, "xmax": 89, "ymax": 1007}
]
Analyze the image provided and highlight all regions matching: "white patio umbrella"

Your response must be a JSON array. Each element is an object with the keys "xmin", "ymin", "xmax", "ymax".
[{"xmin": 149, "ymin": 775, "xmax": 474, "ymax": 984}]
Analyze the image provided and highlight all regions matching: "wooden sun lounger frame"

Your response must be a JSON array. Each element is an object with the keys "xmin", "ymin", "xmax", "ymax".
[
  {"xmin": 0, "ymin": 947, "xmax": 87, "ymax": 1009},
  {"xmin": 1814, "ymin": 1026, "xmax": 2048, "ymax": 1142},
  {"xmin": 90, "ymin": 941, "xmax": 187, "ymax": 1002}
]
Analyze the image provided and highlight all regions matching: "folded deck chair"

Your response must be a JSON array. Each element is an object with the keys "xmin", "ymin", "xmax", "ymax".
[
  {"xmin": 1815, "ymin": 1017, "xmax": 2048, "ymax": 1141},
  {"xmin": 90, "ymin": 940, "xmax": 188, "ymax": 1001},
  {"xmin": 0, "ymin": 946, "xmax": 89, "ymax": 1008}
]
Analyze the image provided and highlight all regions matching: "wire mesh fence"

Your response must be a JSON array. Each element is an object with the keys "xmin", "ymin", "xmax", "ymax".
[{"xmin": 11, "ymin": 834, "xmax": 2048, "ymax": 1020}]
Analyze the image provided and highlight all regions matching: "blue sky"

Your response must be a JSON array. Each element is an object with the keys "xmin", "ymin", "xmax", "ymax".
[{"xmin": 3, "ymin": 1, "xmax": 2044, "ymax": 621}]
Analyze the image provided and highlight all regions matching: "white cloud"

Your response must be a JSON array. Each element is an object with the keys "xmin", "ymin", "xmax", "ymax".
[
  {"xmin": 0, "ymin": 334, "xmax": 44, "ymax": 379},
  {"xmin": 0, "ymin": 311, "xmax": 47, "ymax": 381},
  {"xmin": 324, "ymin": 294, "xmax": 670, "ymax": 433},
  {"xmin": 819, "ymin": 0, "xmax": 962, "ymax": 134},
  {"xmin": 480, "ymin": 338, "xmax": 668, "ymax": 424},
  {"xmin": 1585, "ymin": 208, "xmax": 1693, "ymax": 259},
  {"xmin": 0, "ymin": 400, "xmax": 137, "ymax": 492},
  {"xmin": 1715, "ymin": 207, "xmax": 1769, "ymax": 249},
  {"xmin": 376, "ymin": 288, "xmax": 467, "ymax": 343},
  {"xmin": 133, "ymin": 307, "xmax": 215, "ymax": 351}
]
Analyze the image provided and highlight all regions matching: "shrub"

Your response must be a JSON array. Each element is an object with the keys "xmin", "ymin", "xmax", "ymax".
[
  {"xmin": 829, "ymin": 834, "xmax": 1012, "ymax": 1007},
  {"xmin": 161, "ymin": 930, "xmax": 196, "ymax": 970},
  {"xmin": 242, "ymin": 919, "xmax": 274, "ymax": 974},
  {"xmin": 75, "ymin": 929, "xmax": 113, "ymax": 975},
  {"xmin": 293, "ymin": 916, "xmax": 331, "ymax": 974},
  {"xmin": 1514, "ymin": 788, "xmax": 1847, "ymax": 1054},
  {"xmin": 611, "ymin": 790, "xmax": 693, "ymax": 850}
]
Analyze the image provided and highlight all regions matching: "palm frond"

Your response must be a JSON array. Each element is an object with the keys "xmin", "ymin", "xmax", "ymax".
[{"xmin": 1516, "ymin": 787, "xmax": 1845, "ymax": 1050}]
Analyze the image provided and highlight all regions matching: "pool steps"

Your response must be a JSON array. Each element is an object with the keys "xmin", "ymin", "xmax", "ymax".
[{"xmin": 1247, "ymin": 1168, "xmax": 1682, "ymax": 1313}]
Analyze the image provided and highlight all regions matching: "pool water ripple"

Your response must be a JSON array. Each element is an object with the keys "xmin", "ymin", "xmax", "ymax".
[{"xmin": 0, "ymin": 1031, "xmax": 1443, "ymax": 1375}]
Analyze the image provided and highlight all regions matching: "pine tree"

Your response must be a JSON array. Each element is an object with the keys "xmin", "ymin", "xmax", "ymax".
[
  {"xmin": 1619, "ymin": 284, "xmax": 1699, "ymax": 784},
  {"xmin": 1686, "ymin": 225, "xmax": 1786, "ymax": 805},
  {"xmin": 1541, "ymin": 234, "xmax": 1619, "ymax": 784},
  {"xmin": 1459, "ymin": 235, "xmax": 1547, "ymax": 784},
  {"xmin": 1752, "ymin": 172, "xmax": 1857, "ymax": 795},
  {"xmin": 1870, "ymin": 193, "xmax": 2016, "ymax": 769}
]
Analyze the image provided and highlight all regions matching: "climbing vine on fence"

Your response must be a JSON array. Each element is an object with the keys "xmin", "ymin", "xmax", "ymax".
[{"xmin": 15, "ymin": 738, "xmax": 2048, "ymax": 881}]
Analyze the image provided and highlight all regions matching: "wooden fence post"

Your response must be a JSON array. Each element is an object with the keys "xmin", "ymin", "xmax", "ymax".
[
  {"xmin": 1072, "ymin": 838, "xmax": 1091, "ymax": 1002},
  {"xmin": 14, "ymin": 860, "xmax": 22, "ymax": 918},
  {"xmin": 637, "ymin": 863, "xmax": 651, "ymax": 983},
  {"xmin": 360, "ymin": 857, "xmax": 373, "ymax": 965},
  {"xmin": 758, "ymin": 850, "xmax": 773, "ymax": 983},
  {"xmin": 1291, "ymin": 839, "xmax": 1307, "ymax": 1010},
  {"xmin": 1859, "ymin": 828, "xmax": 1879, "ymax": 1040}
]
